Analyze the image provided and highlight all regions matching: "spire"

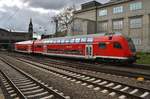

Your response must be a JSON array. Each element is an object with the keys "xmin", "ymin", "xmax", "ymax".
[
  {"xmin": 28, "ymin": 18, "xmax": 33, "ymax": 33},
  {"xmin": 29, "ymin": 18, "xmax": 32, "ymax": 26}
]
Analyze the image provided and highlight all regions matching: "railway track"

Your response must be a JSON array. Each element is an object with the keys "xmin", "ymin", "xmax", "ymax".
[
  {"xmin": 3, "ymin": 55, "xmax": 150, "ymax": 99},
  {"xmin": 0, "ymin": 57, "xmax": 70, "ymax": 99},
  {"xmin": 11, "ymin": 53, "xmax": 150, "ymax": 80},
  {"xmin": 5, "ymin": 52, "xmax": 150, "ymax": 80},
  {"xmin": 4, "ymin": 51, "xmax": 150, "ymax": 72}
]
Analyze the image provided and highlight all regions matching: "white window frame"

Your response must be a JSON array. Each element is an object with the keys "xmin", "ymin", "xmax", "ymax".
[
  {"xmin": 113, "ymin": 6, "xmax": 123, "ymax": 14},
  {"xmin": 99, "ymin": 9, "xmax": 107, "ymax": 16},
  {"xmin": 132, "ymin": 38, "xmax": 142, "ymax": 45},
  {"xmin": 130, "ymin": 2, "xmax": 142, "ymax": 11},
  {"xmin": 113, "ymin": 20, "xmax": 123, "ymax": 30},
  {"xmin": 130, "ymin": 17, "xmax": 142, "ymax": 29},
  {"xmin": 98, "ymin": 21, "xmax": 108, "ymax": 32}
]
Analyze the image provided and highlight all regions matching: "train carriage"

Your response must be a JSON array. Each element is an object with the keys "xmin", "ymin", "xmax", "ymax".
[
  {"xmin": 14, "ymin": 33, "xmax": 137, "ymax": 64},
  {"xmin": 40, "ymin": 33, "xmax": 136, "ymax": 63},
  {"xmin": 33, "ymin": 40, "xmax": 44, "ymax": 54},
  {"xmin": 15, "ymin": 40, "xmax": 34, "ymax": 53},
  {"xmin": 41, "ymin": 36, "xmax": 94, "ymax": 59}
]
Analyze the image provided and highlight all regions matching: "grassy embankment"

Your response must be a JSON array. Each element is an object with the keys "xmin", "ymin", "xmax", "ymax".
[{"xmin": 136, "ymin": 52, "xmax": 150, "ymax": 65}]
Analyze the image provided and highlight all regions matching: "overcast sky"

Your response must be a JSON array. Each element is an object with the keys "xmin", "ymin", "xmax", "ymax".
[{"xmin": 0, "ymin": 0, "xmax": 110, "ymax": 34}]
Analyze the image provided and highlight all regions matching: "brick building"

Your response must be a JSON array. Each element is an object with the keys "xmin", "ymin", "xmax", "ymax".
[{"xmin": 70, "ymin": 0, "xmax": 150, "ymax": 52}]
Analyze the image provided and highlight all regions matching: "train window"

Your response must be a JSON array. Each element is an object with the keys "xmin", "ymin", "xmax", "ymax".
[
  {"xmin": 61, "ymin": 39, "xmax": 65, "ymax": 43},
  {"xmin": 36, "ymin": 45, "xmax": 42, "ymax": 48},
  {"xmin": 53, "ymin": 40, "xmax": 56, "ymax": 43},
  {"xmin": 70, "ymin": 39, "xmax": 75, "ymax": 43},
  {"xmin": 113, "ymin": 42, "xmax": 122, "ymax": 49},
  {"xmin": 49, "ymin": 40, "xmax": 53, "ymax": 43},
  {"xmin": 48, "ymin": 40, "xmax": 52, "ymax": 43},
  {"xmin": 99, "ymin": 42, "xmax": 106, "ymax": 49},
  {"xmin": 65, "ymin": 39, "xmax": 70, "ymax": 43},
  {"xmin": 52, "ymin": 40, "xmax": 54, "ymax": 43},
  {"xmin": 75, "ymin": 38, "xmax": 80, "ymax": 43},
  {"xmin": 43, "ymin": 40, "xmax": 47, "ymax": 43},
  {"xmin": 81, "ymin": 38, "xmax": 87, "ymax": 43},
  {"xmin": 46, "ymin": 40, "xmax": 49, "ymax": 43},
  {"xmin": 87, "ymin": 38, "xmax": 93, "ymax": 43},
  {"xmin": 57, "ymin": 40, "xmax": 61, "ymax": 43}
]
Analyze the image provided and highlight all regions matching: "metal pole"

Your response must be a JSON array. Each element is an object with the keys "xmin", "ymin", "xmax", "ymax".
[{"xmin": 95, "ymin": 5, "xmax": 98, "ymax": 34}]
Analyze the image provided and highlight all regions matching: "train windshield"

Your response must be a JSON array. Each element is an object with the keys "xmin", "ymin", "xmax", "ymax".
[{"xmin": 127, "ymin": 38, "xmax": 136, "ymax": 52}]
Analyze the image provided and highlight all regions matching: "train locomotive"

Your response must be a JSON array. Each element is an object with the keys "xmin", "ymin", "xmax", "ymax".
[{"xmin": 15, "ymin": 33, "xmax": 137, "ymax": 64}]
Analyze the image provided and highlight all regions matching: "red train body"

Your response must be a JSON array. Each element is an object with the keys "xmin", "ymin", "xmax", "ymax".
[{"xmin": 15, "ymin": 34, "xmax": 137, "ymax": 63}]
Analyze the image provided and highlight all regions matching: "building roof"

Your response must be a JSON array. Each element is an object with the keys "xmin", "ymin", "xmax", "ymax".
[
  {"xmin": 0, "ymin": 28, "xmax": 9, "ymax": 32},
  {"xmin": 74, "ymin": 0, "xmax": 134, "ymax": 14},
  {"xmin": 81, "ymin": 1, "xmax": 101, "ymax": 10},
  {"xmin": 0, "ymin": 28, "xmax": 29, "ymax": 34}
]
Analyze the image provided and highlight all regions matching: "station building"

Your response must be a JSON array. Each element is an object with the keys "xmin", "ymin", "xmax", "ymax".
[{"xmin": 69, "ymin": 0, "xmax": 150, "ymax": 52}]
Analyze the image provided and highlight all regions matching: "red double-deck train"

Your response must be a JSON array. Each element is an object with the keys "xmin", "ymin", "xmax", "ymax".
[{"xmin": 15, "ymin": 33, "xmax": 137, "ymax": 64}]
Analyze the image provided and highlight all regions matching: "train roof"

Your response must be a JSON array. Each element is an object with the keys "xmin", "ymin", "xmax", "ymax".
[
  {"xmin": 42, "ymin": 32, "xmax": 123, "ymax": 41},
  {"xmin": 15, "ymin": 40, "xmax": 33, "ymax": 44},
  {"xmin": 40, "ymin": 33, "xmax": 124, "ymax": 44}
]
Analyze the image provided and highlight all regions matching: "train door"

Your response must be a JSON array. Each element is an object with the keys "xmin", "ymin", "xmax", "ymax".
[
  {"xmin": 43, "ymin": 44, "xmax": 47, "ymax": 53},
  {"xmin": 28, "ymin": 45, "xmax": 32, "ymax": 53},
  {"xmin": 86, "ymin": 44, "xmax": 93, "ymax": 59}
]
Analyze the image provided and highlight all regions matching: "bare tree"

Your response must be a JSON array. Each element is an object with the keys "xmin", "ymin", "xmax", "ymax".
[{"xmin": 52, "ymin": 7, "xmax": 75, "ymax": 33}]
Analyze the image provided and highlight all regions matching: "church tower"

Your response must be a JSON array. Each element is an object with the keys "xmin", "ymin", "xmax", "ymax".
[
  {"xmin": 28, "ymin": 18, "xmax": 33, "ymax": 39},
  {"xmin": 28, "ymin": 18, "xmax": 33, "ymax": 33}
]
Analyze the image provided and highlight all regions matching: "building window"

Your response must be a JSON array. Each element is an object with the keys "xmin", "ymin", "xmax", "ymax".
[
  {"xmin": 130, "ymin": 2, "xmax": 142, "ymax": 11},
  {"xmin": 132, "ymin": 38, "xmax": 142, "ymax": 45},
  {"xmin": 98, "ymin": 21, "xmax": 108, "ymax": 32},
  {"xmin": 113, "ymin": 20, "xmax": 123, "ymax": 30},
  {"xmin": 99, "ymin": 9, "xmax": 107, "ymax": 16},
  {"xmin": 113, "ymin": 6, "xmax": 123, "ymax": 14},
  {"xmin": 130, "ymin": 18, "xmax": 142, "ymax": 28},
  {"xmin": 73, "ymin": 20, "xmax": 83, "ymax": 33}
]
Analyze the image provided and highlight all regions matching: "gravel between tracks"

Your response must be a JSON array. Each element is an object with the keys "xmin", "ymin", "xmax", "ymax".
[
  {"xmin": 1, "ymin": 54, "xmax": 150, "ymax": 99},
  {"xmin": 53, "ymin": 63, "xmax": 150, "ymax": 89},
  {"xmin": 24, "ymin": 56, "xmax": 150, "ymax": 90},
  {"xmin": 1, "ymin": 56, "xmax": 114, "ymax": 99}
]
